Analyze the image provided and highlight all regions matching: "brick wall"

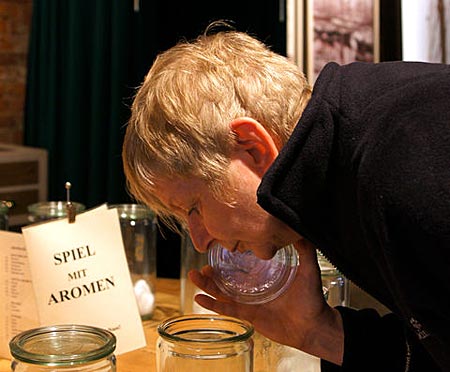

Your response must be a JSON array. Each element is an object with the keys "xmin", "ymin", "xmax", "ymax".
[{"xmin": 0, "ymin": 0, "xmax": 32, "ymax": 145}]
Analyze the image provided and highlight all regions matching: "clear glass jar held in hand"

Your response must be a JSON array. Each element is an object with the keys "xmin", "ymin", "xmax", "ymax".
[
  {"xmin": 9, "ymin": 324, "xmax": 116, "ymax": 371},
  {"xmin": 208, "ymin": 243, "xmax": 299, "ymax": 304}
]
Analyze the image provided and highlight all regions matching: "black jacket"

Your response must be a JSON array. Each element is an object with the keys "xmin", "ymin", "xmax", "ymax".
[{"xmin": 258, "ymin": 61, "xmax": 450, "ymax": 371}]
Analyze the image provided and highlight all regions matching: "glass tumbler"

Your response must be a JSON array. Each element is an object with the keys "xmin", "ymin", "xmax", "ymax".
[
  {"xmin": 109, "ymin": 204, "xmax": 157, "ymax": 319},
  {"xmin": 9, "ymin": 324, "xmax": 116, "ymax": 371},
  {"xmin": 27, "ymin": 201, "xmax": 86, "ymax": 223},
  {"xmin": 156, "ymin": 314, "xmax": 254, "ymax": 372}
]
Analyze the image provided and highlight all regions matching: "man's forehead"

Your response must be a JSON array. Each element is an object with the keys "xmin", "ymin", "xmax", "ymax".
[{"xmin": 153, "ymin": 176, "xmax": 202, "ymax": 206}]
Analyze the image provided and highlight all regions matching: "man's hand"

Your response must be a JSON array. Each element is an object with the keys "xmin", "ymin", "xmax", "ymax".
[{"xmin": 189, "ymin": 239, "xmax": 344, "ymax": 365}]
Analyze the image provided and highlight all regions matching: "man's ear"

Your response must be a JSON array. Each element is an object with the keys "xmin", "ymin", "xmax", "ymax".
[{"xmin": 229, "ymin": 117, "xmax": 279, "ymax": 175}]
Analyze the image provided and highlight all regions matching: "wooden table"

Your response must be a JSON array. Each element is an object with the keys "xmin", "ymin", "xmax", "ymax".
[
  {"xmin": 0, "ymin": 278, "xmax": 181, "ymax": 372},
  {"xmin": 0, "ymin": 278, "xmax": 321, "ymax": 371},
  {"xmin": 116, "ymin": 278, "xmax": 181, "ymax": 371}
]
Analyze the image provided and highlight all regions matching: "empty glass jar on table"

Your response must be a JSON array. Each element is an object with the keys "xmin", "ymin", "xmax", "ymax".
[
  {"xmin": 317, "ymin": 251, "xmax": 348, "ymax": 307},
  {"xmin": 157, "ymin": 314, "xmax": 254, "ymax": 372},
  {"xmin": 109, "ymin": 204, "xmax": 157, "ymax": 319},
  {"xmin": 180, "ymin": 232, "xmax": 210, "ymax": 314},
  {"xmin": 9, "ymin": 324, "xmax": 116, "ymax": 371},
  {"xmin": 27, "ymin": 201, "xmax": 85, "ymax": 223}
]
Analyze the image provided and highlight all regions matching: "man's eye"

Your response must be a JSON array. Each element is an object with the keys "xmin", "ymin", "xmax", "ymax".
[{"xmin": 188, "ymin": 206, "xmax": 198, "ymax": 216}]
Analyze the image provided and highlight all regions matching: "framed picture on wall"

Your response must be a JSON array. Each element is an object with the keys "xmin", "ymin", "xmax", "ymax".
[{"xmin": 304, "ymin": 0, "xmax": 380, "ymax": 83}]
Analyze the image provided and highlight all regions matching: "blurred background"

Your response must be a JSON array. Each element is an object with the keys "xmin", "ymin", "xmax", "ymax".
[{"xmin": 2, "ymin": 0, "xmax": 446, "ymax": 278}]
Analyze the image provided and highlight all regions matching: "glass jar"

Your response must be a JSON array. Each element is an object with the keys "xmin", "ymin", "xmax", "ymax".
[
  {"xmin": 109, "ymin": 204, "xmax": 157, "ymax": 319},
  {"xmin": 0, "ymin": 200, "xmax": 12, "ymax": 230},
  {"xmin": 318, "ymin": 251, "xmax": 349, "ymax": 307},
  {"xmin": 157, "ymin": 314, "xmax": 254, "ymax": 372},
  {"xmin": 208, "ymin": 244, "xmax": 299, "ymax": 305},
  {"xmin": 27, "ymin": 201, "xmax": 86, "ymax": 223},
  {"xmin": 252, "ymin": 332, "xmax": 320, "ymax": 372},
  {"xmin": 9, "ymin": 324, "xmax": 116, "ymax": 371},
  {"xmin": 180, "ymin": 232, "xmax": 210, "ymax": 314}
]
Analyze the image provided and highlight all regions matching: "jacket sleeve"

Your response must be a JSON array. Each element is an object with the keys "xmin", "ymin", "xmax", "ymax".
[
  {"xmin": 320, "ymin": 307, "xmax": 442, "ymax": 372},
  {"xmin": 350, "ymin": 62, "xmax": 450, "ymax": 371}
]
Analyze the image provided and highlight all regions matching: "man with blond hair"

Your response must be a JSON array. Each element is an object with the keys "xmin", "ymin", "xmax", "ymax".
[{"xmin": 122, "ymin": 23, "xmax": 449, "ymax": 371}]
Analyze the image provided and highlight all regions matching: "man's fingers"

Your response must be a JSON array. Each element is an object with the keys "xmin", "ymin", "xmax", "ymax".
[
  {"xmin": 188, "ymin": 267, "xmax": 230, "ymax": 302},
  {"xmin": 194, "ymin": 293, "xmax": 259, "ymax": 324}
]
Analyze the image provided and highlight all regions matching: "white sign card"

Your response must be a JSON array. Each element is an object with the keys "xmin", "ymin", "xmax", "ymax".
[
  {"xmin": 21, "ymin": 204, "xmax": 146, "ymax": 355},
  {"xmin": 0, "ymin": 231, "xmax": 39, "ymax": 358}
]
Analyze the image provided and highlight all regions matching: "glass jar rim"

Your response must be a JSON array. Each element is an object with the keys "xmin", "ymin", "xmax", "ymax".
[
  {"xmin": 108, "ymin": 203, "xmax": 155, "ymax": 220},
  {"xmin": 28, "ymin": 201, "xmax": 86, "ymax": 217},
  {"xmin": 157, "ymin": 314, "xmax": 254, "ymax": 344},
  {"xmin": 9, "ymin": 324, "xmax": 116, "ymax": 366}
]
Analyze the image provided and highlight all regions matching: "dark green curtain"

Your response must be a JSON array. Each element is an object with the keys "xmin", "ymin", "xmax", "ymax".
[
  {"xmin": 24, "ymin": 0, "xmax": 155, "ymax": 207},
  {"xmin": 24, "ymin": 0, "xmax": 286, "ymax": 208},
  {"xmin": 24, "ymin": 0, "xmax": 286, "ymax": 277}
]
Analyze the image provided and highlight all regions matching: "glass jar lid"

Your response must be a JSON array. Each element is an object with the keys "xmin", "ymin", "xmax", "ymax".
[
  {"xmin": 9, "ymin": 324, "xmax": 116, "ymax": 366},
  {"xmin": 208, "ymin": 244, "xmax": 299, "ymax": 304}
]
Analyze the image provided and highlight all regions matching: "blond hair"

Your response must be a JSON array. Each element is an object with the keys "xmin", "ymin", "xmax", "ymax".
[{"xmin": 123, "ymin": 24, "xmax": 312, "ymax": 221}]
